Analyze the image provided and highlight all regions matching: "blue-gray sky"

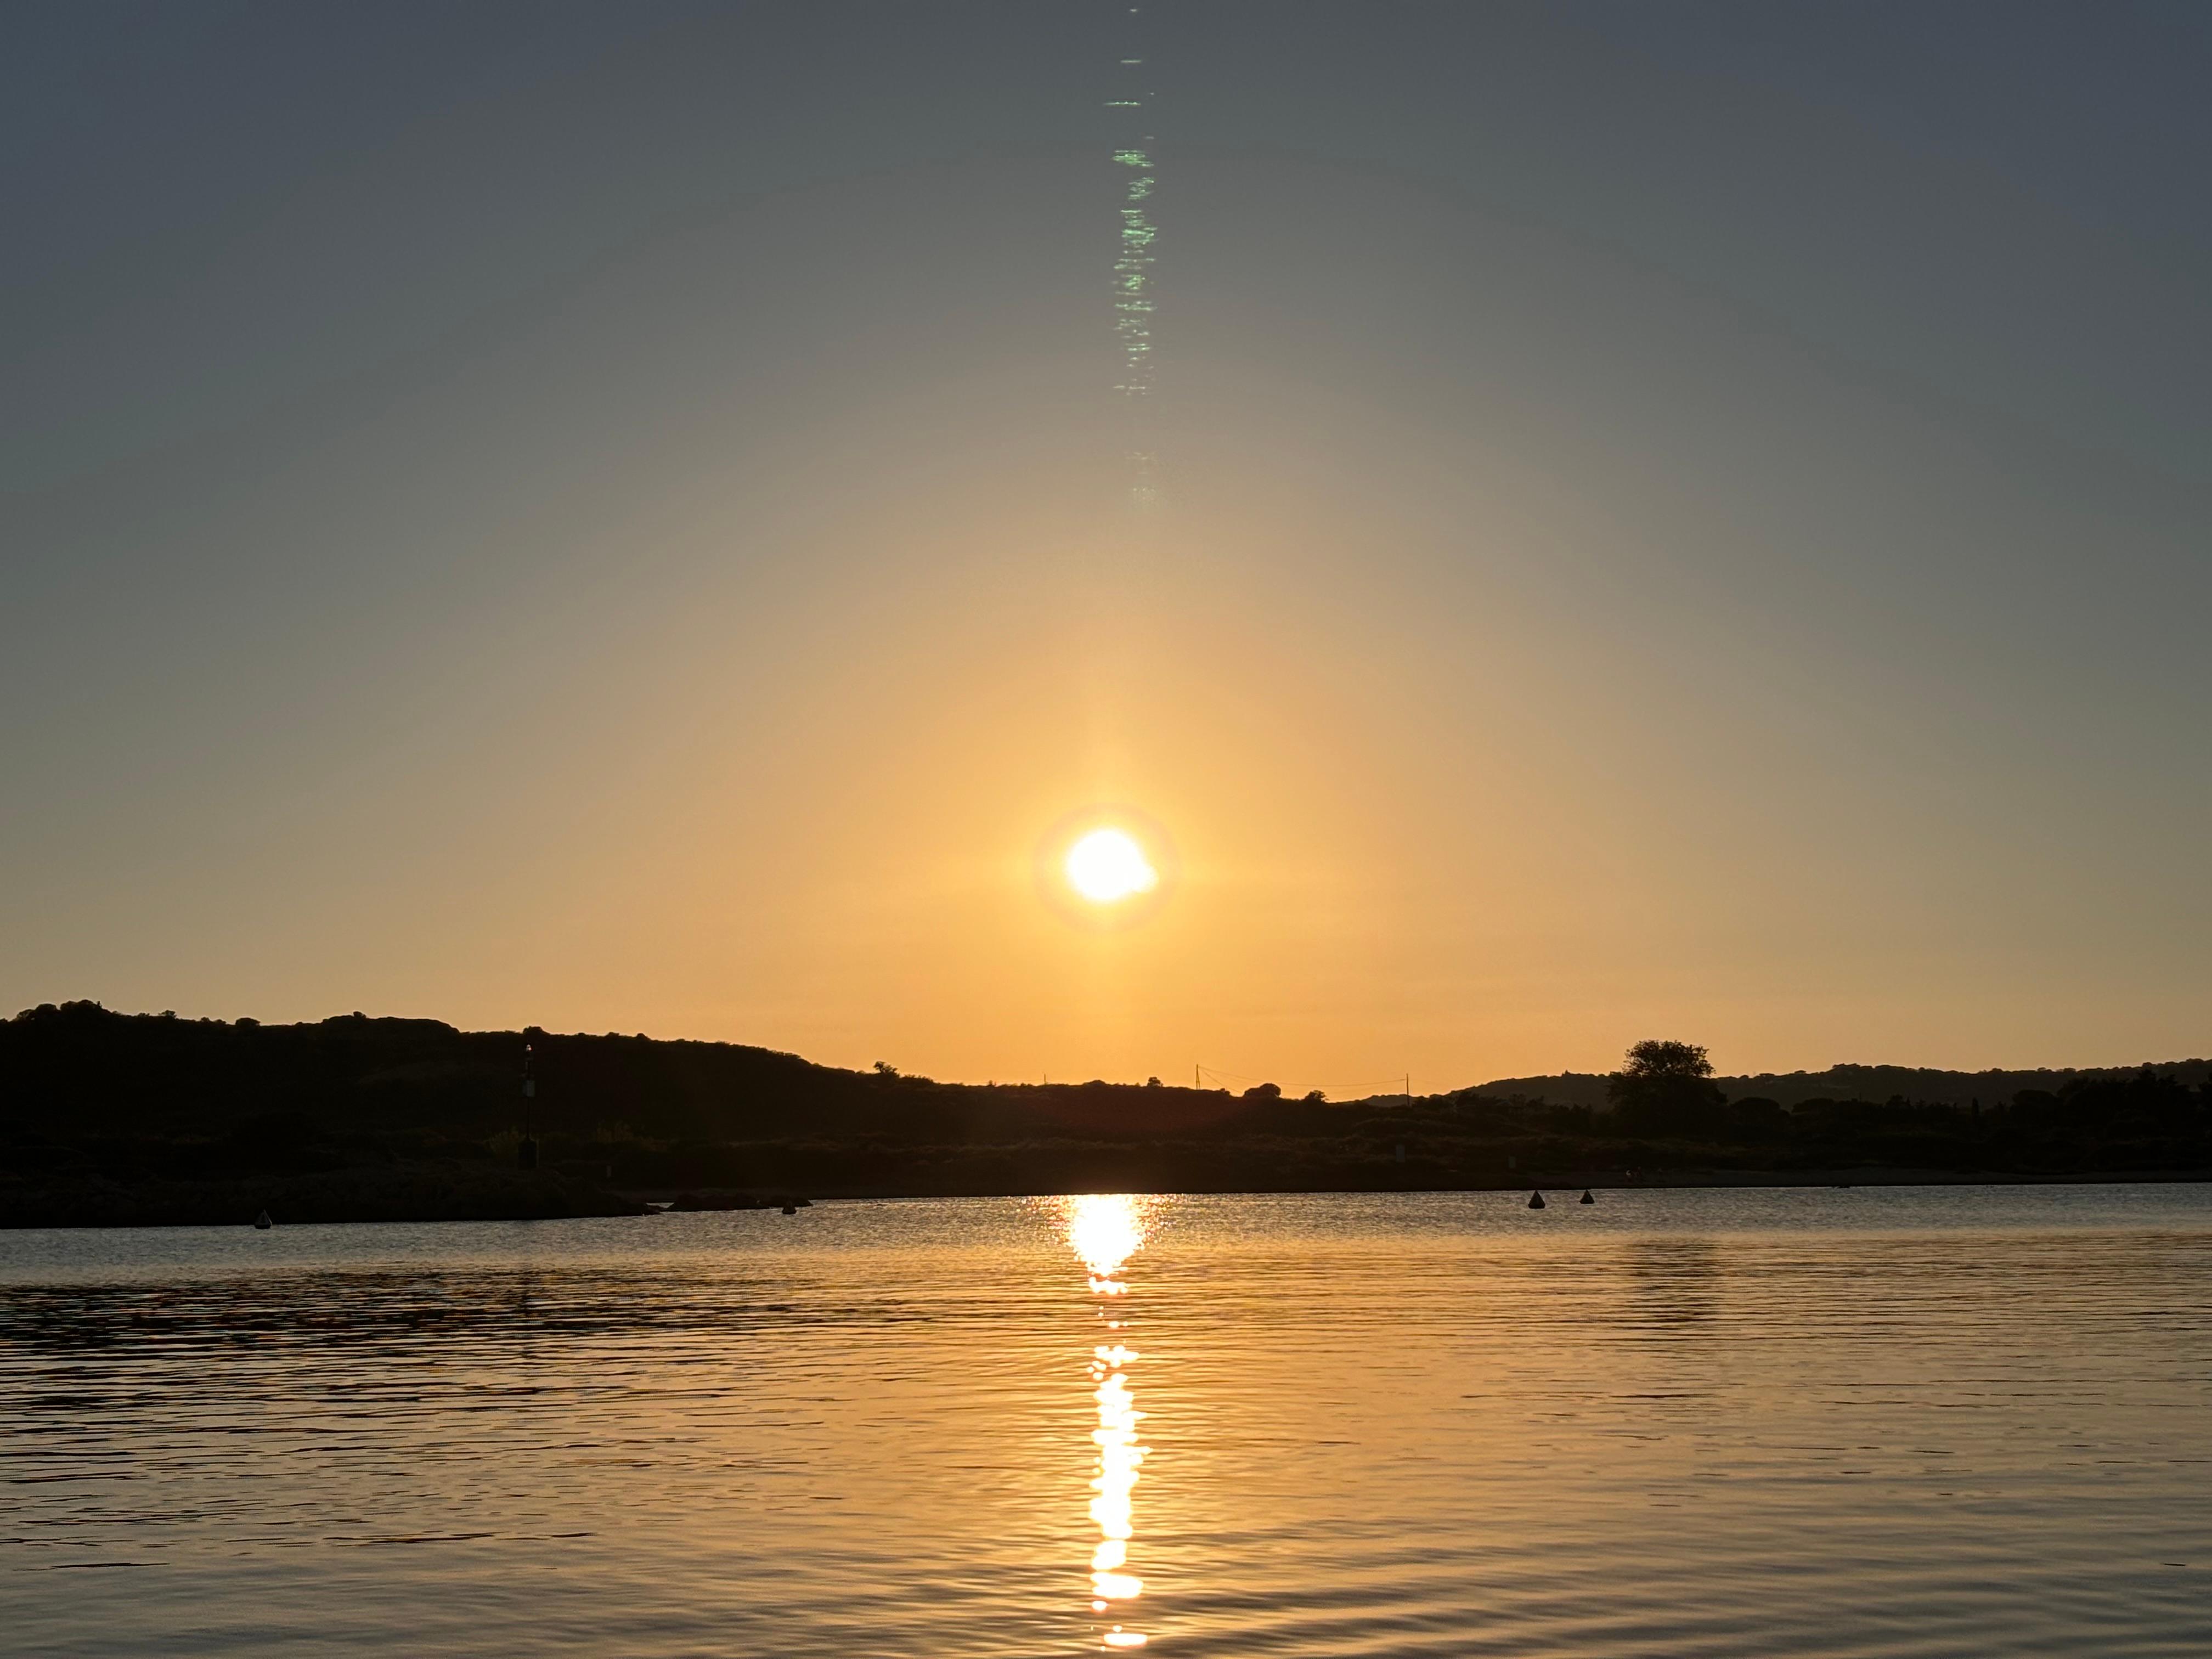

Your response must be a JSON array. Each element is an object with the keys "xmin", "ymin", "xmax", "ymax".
[{"xmin": 7, "ymin": 2, "xmax": 2209, "ymax": 1084}]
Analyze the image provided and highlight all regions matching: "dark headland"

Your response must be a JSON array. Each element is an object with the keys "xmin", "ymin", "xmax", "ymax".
[{"xmin": 3, "ymin": 1002, "xmax": 2208, "ymax": 1228}]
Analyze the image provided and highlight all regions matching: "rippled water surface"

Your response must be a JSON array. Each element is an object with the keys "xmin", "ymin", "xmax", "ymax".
[{"xmin": 5, "ymin": 1186, "xmax": 2212, "ymax": 1656}]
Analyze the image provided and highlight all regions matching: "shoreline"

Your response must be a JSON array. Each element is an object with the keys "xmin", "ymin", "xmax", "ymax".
[{"xmin": 7, "ymin": 1167, "xmax": 2212, "ymax": 1232}]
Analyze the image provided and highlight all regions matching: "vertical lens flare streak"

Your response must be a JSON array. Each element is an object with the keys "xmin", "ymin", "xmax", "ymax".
[
  {"xmin": 1064, "ymin": 1195, "xmax": 1154, "ymax": 1649},
  {"xmin": 1108, "ymin": 15, "xmax": 1159, "ymax": 507}
]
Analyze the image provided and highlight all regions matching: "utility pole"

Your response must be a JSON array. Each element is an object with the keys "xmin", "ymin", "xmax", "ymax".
[{"xmin": 520, "ymin": 1041, "xmax": 538, "ymax": 1170}]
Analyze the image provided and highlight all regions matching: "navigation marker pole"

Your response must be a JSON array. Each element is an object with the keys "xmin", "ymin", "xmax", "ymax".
[{"xmin": 520, "ymin": 1040, "xmax": 538, "ymax": 1170}]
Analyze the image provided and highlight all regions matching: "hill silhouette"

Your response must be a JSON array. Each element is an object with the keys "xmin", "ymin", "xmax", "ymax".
[
  {"xmin": 1481, "ymin": 1059, "xmax": 2212, "ymax": 1111},
  {"xmin": 4, "ymin": 1002, "xmax": 2208, "ymax": 1226}
]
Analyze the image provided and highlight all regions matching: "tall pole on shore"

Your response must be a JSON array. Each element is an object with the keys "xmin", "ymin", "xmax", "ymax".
[{"xmin": 520, "ymin": 1040, "xmax": 538, "ymax": 1170}]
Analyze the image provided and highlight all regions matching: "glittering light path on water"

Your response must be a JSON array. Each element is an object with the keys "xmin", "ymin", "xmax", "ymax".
[
  {"xmin": 1107, "ymin": 13, "xmax": 1158, "ymax": 506},
  {"xmin": 1064, "ymin": 1194, "xmax": 1155, "ymax": 1649}
]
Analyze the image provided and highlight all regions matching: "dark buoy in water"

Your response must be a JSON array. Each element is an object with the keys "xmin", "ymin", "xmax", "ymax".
[
  {"xmin": 1527, "ymin": 1190, "xmax": 1546, "ymax": 1209},
  {"xmin": 1580, "ymin": 1189, "xmax": 1595, "ymax": 1204},
  {"xmin": 780, "ymin": 1204, "xmax": 797, "ymax": 1216},
  {"xmin": 253, "ymin": 1210, "xmax": 273, "ymax": 1230}
]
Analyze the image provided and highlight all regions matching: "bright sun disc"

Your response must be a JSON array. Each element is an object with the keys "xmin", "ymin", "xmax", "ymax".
[{"xmin": 1065, "ymin": 828, "xmax": 1158, "ymax": 905}]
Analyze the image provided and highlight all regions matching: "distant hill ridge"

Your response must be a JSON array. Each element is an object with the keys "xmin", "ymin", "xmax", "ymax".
[
  {"xmin": 6, "ymin": 1001, "xmax": 2205, "ymax": 1115},
  {"xmin": 1479, "ymin": 1060, "xmax": 2212, "ymax": 1111},
  {"xmin": 6, "ymin": 1002, "xmax": 2211, "ymax": 1225}
]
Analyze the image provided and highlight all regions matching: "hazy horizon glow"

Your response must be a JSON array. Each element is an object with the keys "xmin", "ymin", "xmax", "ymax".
[{"xmin": 7, "ymin": 4, "xmax": 2211, "ymax": 1089}]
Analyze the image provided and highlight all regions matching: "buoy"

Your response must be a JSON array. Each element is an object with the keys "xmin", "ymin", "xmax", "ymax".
[
  {"xmin": 1580, "ymin": 1189, "xmax": 1595, "ymax": 1204},
  {"xmin": 1527, "ymin": 1190, "xmax": 1545, "ymax": 1209},
  {"xmin": 253, "ymin": 1210, "xmax": 273, "ymax": 1230},
  {"xmin": 780, "ymin": 1204, "xmax": 797, "ymax": 1215}
]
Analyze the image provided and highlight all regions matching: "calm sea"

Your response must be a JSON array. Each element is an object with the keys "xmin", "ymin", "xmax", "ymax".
[{"xmin": 4, "ymin": 1187, "xmax": 2210, "ymax": 1656}]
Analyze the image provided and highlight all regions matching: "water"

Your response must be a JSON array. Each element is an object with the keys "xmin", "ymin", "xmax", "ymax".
[{"xmin": 4, "ymin": 1186, "xmax": 2211, "ymax": 1656}]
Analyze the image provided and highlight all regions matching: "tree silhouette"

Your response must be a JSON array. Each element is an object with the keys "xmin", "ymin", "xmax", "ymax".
[
  {"xmin": 1608, "ymin": 1039, "xmax": 1725, "ymax": 1137},
  {"xmin": 1622, "ymin": 1040, "xmax": 1712, "ymax": 1080}
]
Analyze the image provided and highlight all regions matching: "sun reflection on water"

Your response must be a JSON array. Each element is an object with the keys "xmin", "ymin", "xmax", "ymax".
[
  {"xmin": 1063, "ymin": 1194, "xmax": 1155, "ymax": 1649},
  {"xmin": 1069, "ymin": 1191, "xmax": 1149, "ymax": 1294}
]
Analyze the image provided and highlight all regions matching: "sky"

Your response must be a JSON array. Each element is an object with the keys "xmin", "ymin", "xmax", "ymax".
[{"xmin": 6, "ymin": 1, "xmax": 2210, "ymax": 1089}]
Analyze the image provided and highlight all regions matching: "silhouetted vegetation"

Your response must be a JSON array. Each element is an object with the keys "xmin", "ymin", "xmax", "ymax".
[
  {"xmin": 2, "ymin": 1005, "xmax": 2208, "ymax": 1226},
  {"xmin": 1607, "ymin": 1039, "xmax": 1726, "ymax": 1137}
]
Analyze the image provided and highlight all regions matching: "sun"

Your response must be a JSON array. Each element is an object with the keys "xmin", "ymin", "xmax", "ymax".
[
  {"xmin": 1035, "ymin": 806, "xmax": 1176, "ymax": 929},
  {"xmin": 1065, "ymin": 827, "xmax": 1159, "ymax": 905}
]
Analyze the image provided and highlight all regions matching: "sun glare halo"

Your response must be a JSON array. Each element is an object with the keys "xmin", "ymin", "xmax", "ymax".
[{"xmin": 1065, "ymin": 828, "xmax": 1159, "ymax": 905}]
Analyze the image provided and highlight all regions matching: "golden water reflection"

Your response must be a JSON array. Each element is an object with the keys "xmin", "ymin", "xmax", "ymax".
[{"xmin": 1062, "ymin": 1194, "xmax": 1156, "ymax": 1650}]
